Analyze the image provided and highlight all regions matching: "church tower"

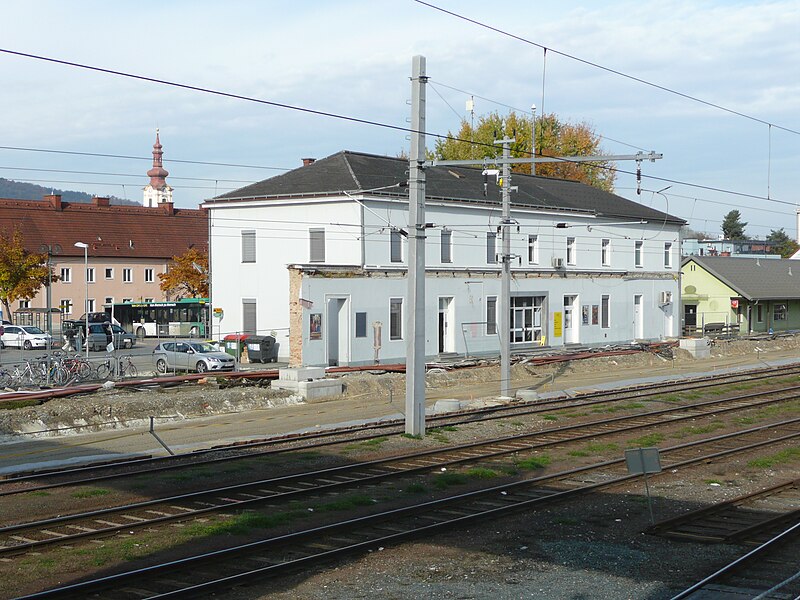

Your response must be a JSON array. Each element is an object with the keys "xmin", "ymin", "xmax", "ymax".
[{"xmin": 142, "ymin": 129, "xmax": 174, "ymax": 207}]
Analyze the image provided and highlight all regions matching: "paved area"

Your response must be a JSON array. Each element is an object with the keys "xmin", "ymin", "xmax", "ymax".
[{"xmin": 1, "ymin": 344, "xmax": 799, "ymax": 476}]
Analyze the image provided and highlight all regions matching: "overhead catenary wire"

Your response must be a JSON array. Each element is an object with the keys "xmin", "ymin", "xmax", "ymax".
[{"xmin": 413, "ymin": 0, "xmax": 800, "ymax": 136}]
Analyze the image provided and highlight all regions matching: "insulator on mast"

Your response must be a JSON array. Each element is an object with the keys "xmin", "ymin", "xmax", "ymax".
[{"xmin": 636, "ymin": 161, "xmax": 642, "ymax": 195}]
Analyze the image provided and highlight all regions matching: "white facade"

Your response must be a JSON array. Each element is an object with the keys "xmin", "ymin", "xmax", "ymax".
[{"xmin": 208, "ymin": 193, "xmax": 681, "ymax": 366}]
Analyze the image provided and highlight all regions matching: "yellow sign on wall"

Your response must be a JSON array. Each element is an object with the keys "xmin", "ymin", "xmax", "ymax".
[{"xmin": 553, "ymin": 311, "xmax": 563, "ymax": 337}]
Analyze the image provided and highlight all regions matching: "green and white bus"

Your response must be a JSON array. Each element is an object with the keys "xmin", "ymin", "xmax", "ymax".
[{"xmin": 109, "ymin": 298, "xmax": 209, "ymax": 339}]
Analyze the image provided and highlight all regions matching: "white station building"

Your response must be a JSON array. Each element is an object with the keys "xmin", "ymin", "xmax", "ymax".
[{"xmin": 204, "ymin": 151, "xmax": 684, "ymax": 366}]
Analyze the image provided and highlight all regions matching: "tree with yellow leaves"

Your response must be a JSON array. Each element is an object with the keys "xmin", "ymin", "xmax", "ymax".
[
  {"xmin": 433, "ymin": 111, "xmax": 616, "ymax": 192},
  {"xmin": 158, "ymin": 247, "xmax": 209, "ymax": 299},
  {"xmin": 0, "ymin": 228, "xmax": 56, "ymax": 319}
]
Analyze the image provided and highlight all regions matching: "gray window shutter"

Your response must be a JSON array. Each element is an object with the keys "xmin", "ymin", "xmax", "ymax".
[
  {"xmin": 441, "ymin": 229, "xmax": 452, "ymax": 263},
  {"xmin": 390, "ymin": 230, "xmax": 402, "ymax": 263},
  {"xmin": 242, "ymin": 299, "xmax": 257, "ymax": 334},
  {"xmin": 486, "ymin": 232, "xmax": 497, "ymax": 264},
  {"xmin": 241, "ymin": 231, "xmax": 256, "ymax": 263},
  {"xmin": 309, "ymin": 229, "xmax": 325, "ymax": 262}
]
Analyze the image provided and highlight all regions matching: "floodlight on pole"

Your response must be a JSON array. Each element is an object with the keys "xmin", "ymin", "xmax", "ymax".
[{"xmin": 74, "ymin": 242, "xmax": 89, "ymax": 359}]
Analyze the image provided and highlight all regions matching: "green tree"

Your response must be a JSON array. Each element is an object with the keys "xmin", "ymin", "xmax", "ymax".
[
  {"xmin": 158, "ymin": 247, "xmax": 209, "ymax": 299},
  {"xmin": 766, "ymin": 228, "xmax": 799, "ymax": 258},
  {"xmin": 721, "ymin": 210, "xmax": 747, "ymax": 240},
  {"xmin": 0, "ymin": 228, "xmax": 56, "ymax": 318},
  {"xmin": 433, "ymin": 111, "xmax": 616, "ymax": 192}
]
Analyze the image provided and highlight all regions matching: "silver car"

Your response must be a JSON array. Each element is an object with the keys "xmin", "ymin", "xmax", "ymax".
[{"xmin": 153, "ymin": 340, "xmax": 236, "ymax": 373}]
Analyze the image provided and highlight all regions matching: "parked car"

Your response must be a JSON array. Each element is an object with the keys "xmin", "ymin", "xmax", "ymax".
[
  {"xmin": 0, "ymin": 325, "xmax": 54, "ymax": 350},
  {"xmin": 78, "ymin": 312, "xmax": 112, "ymax": 324},
  {"xmin": 153, "ymin": 340, "xmax": 236, "ymax": 373},
  {"xmin": 111, "ymin": 324, "xmax": 136, "ymax": 349},
  {"xmin": 63, "ymin": 321, "xmax": 136, "ymax": 351}
]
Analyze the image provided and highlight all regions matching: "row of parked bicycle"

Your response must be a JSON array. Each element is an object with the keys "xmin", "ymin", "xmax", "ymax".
[{"xmin": 0, "ymin": 351, "xmax": 138, "ymax": 389}]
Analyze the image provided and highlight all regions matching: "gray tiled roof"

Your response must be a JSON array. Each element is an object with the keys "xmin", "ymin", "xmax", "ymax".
[
  {"xmin": 211, "ymin": 151, "xmax": 684, "ymax": 225},
  {"xmin": 684, "ymin": 255, "xmax": 800, "ymax": 300}
]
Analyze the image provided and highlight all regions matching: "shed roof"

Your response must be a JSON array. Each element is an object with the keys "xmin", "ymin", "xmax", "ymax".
[
  {"xmin": 683, "ymin": 255, "xmax": 800, "ymax": 300},
  {"xmin": 0, "ymin": 196, "xmax": 207, "ymax": 259},
  {"xmin": 209, "ymin": 150, "xmax": 685, "ymax": 225}
]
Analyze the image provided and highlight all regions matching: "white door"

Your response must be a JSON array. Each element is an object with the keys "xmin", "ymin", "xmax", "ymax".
[
  {"xmin": 564, "ymin": 295, "xmax": 579, "ymax": 344},
  {"xmin": 438, "ymin": 297, "xmax": 454, "ymax": 353},
  {"xmin": 634, "ymin": 294, "xmax": 644, "ymax": 339},
  {"xmin": 326, "ymin": 296, "xmax": 351, "ymax": 366}
]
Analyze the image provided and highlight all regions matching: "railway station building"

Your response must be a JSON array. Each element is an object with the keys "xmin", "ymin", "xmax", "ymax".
[{"xmin": 205, "ymin": 151, "xmax": 685, "ymax": 367}]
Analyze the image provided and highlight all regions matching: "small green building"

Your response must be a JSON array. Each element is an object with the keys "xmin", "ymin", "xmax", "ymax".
[{"xmin": 681, "ymin": 256, "xmax": 800, "ymax": 335}]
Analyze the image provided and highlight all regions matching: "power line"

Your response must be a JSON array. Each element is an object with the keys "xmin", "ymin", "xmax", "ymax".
[
  {"xmin": 0, "ymin": 144, "xmax": 289, "ymax": 171},
  {"xmin": 413, "ymin": 0, "xmax": 800, "ymax": 136},
  {"xmin": 3, "ymin": 177, "xmax": 238, "ymax": 192},
  {"xmin": 0, "ymin": 165, "xmax": 255, "ymax": 184}
]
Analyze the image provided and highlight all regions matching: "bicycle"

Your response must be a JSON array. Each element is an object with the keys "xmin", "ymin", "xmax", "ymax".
[{"xmin": 96, "ymin": 354, "xmax": 138, "ymax": 380}]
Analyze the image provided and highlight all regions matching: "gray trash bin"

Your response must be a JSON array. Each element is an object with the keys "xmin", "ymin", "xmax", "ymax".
[{"xmin": 245, "ymin": 335, "xmax": 277, "ymax": 363}]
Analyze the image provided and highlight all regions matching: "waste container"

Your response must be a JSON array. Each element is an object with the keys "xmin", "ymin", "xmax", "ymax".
[
  {"xmin": 245, "ymin": 335, "xmax": 277, "ymax": 363},
  {"xmin": 223, "ymin": 334, "xmax": 249, "ymax": 358}
]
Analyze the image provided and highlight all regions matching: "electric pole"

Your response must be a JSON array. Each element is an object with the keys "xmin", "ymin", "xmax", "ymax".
[
  {"xmin": 405, "ymin": 55, "xmax": 427, "ymax": 436},
  {"xmin": 495, "ymin": 137, "xmax": 514, "ymax": 397}
]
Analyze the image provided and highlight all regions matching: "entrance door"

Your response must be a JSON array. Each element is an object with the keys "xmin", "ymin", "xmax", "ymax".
[
  {"xmin": 684, "ymin": 304, "xmax": 697, "ymax": 335},
  {"xmin": 633, "ymin": 294, "xmax": 644, "ymax": 339},
  {"xmin": 438, "ymin": 297, "xmax": 454, "ymax": 353},
  {"xmin": 326, "ymin": 297, "xmax": 350, "ymax": 367},
  {"xmin": 563, "ymin": 295, "xmax": 579, "ymax": 344}
]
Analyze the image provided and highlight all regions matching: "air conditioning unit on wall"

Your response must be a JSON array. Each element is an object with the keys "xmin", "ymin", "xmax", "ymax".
[
  {"xmin": 551, "ymin": 257, "xmax": 564, "ymax": 269},
  {"xmin": 659, "ymin": 291, "xmax": 672, "ymax": 304}
]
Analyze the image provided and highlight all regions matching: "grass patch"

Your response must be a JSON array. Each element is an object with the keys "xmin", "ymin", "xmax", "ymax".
[
  {"xmin": 27, "ymin": 490, "xmax": 50, "ymax": 497},
  {"xmin": 516, "ymin": 455, "xmax": 551, "ymax": 470},
  {"xmin": 0, "ymin": 399, "xmax": 41, "ymax": 410},
  {"xmin": 77, "ymin": 537, "xmax": 154, "ymax": 567},
  {"xmin": 568, "ymin": 442, "xmax": 619, "ymax": 457},
  {"xmin": 464, "ymin": 467, "xmax": 499, "ymax": 480},
  {"xmin": 401, "ymin": 433, "xmax": 423, "ymax": 440},
  {"xmin": 70, "ymin": 488, "xmax": 110, "ymax": 499},
  {"xmin": 404, "ymin": 483, "xmax": 427, "ymax": 494},
  {"xmin": 747, "ymin": 447, "xmax": 800, "ymax": 469},
  {"xmin": 542, "ymin": 415, "xmax": 558, "ymax": 421},
  {"xmin": 626, "ymin": 433, "xmax": 665, "ymax": 448},
  {"xmin": 344, "ymin": 436, "xmax": 389, "ymax": 451},
  {"xmin": 735, "ymin": 416, "xmax": 756, "ymax": 425},
  {"xmin": 510, "ymin": 420, "xmax": 525, "ymax": 427},
  {"xmin": 672, "ymin": 421, "xmax": 726, "ymax": 438},
  {"xmin": 433, "ymin": 425, "xmax": 458, "ymax": 432},
  {"xmin": 590, "ymin": 402, "xmax": 645, "ymax": 414},
  {"xmin": 433, "ymin": 472, "xmax": 469, "ymax": 489},
  {"xmin": 704, "ymin": 479, "xmax": 723, "ymax": 485},
  {"xmin": 181, "ymin": 511, "xmax": 302, "ymax": 537}
]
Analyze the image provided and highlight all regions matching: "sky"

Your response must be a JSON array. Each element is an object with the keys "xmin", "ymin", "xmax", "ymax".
[{"xmin": 1, "ymin": 0, "xmax": 798, "ymax": 240}]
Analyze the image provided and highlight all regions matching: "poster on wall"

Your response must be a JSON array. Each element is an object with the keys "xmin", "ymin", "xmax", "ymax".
[
  {"xmin": 310, "ymin": 313, "xmax": 322, "ymax": 340},
  {"xmin": 592, "ymin": 305, "xmax": 599, "ymax": 325},
  {"xmin": 582, "ymin": 305, "xmax": 590, "ymax": 325}
]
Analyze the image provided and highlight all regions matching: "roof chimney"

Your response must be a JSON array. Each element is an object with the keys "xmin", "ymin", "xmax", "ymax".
[
  {"xmin": 161, "ymin": 201, "xmax": 175, "ymax": 216},
  {"xmin": 92, "ymin": 196, "xmax": 110, "ymax": 207},
  {"xmin": 302, "ymin": 157, "xmax": 316, "ymax": 167},
  {"xmin": 44, "ymin": 194, "xmax": 62, "ymax": 210}
]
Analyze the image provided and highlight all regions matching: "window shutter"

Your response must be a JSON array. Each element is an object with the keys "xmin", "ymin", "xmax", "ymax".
[
  {"xmin": 241, "ymin": 230, "xmax": 256, "ymax": 263},
  {"xmin": 309, "ymin": 229, "xmax": 325, "ymax": 262}
]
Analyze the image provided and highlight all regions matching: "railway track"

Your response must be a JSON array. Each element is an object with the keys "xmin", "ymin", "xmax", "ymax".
[
  {"xmin": 2, "ymin": 384, "xmax": 799, "ymax": 557},
  {"xmin": 14, "ymin": 416, "xmax": 800, "ymax": 599},
  {"xmin": 672, "ymin": 522, "xmax": 800, "ymax": 599},
  {"xmin": 4, "ymin": 361, "xmax": 800, "ymax": 496},
  {"xmin": 649, "ymin": 479, "xmax": 800, "ymax": 544}
]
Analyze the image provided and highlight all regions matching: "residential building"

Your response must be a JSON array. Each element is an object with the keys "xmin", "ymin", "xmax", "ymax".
[
  {"xmin": 0, "ymin": 194, "xmax": 207, "ymax": 329},
  {"xmin": 682, "ymin": 237, "xmax": 780, "ymax": 259},
  {"xmin": 205, "ymin": 151, "xmax": 685, "ymax": 366},
  {"xmin": 682, "ymin": 255, "xmax": 800, "ymax": 334}
]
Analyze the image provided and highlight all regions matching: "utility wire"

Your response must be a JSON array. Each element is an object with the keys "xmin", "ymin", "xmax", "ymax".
[
  {"xmin": 0, "ymin": 144, "xmax": 288, "ymax": 171},
  {"xmin": 413, "ymin": 0, "xmax": 800, "ymax": 136},
  {"xmin": 0, "ymin": 165, "xmax": 255, "ymax": 184}
]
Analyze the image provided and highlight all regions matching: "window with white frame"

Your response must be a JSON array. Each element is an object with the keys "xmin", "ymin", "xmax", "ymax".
[
  {"xmin": 60, "ymin": 267, "xmax": 71, "ymax": 283},
  {"xmin": 144, "ymin": 268, "xmax": 154, "ymax": 283},
  {"xmin": 19, "ymin": 299, "xmax": 30, "ymax": 309},
  {"xmin": 757, "ymin": 304, "xmax": 763, "ymax": 323},
  {"xmin": 527, "ymin": 235, "xmax": 539, "ymax": 264},
  {"xmin": 390, "ymin": 229, "xmax": 403, "ymax": 263},
  {"xmin": 486, "ymin": 232, "xmax": 497, "ymax": 264},
  {"xmin": 634, "ymin": 241, "xmax": 643, "ymax": 268},
  {"xmin": 440, "ymin": 229, "xmax": 452, "ymax": 263},
  {"xmin": 241, "ymin": 230, "xmax": 256, "ymax": 263},
  {"xmin": 105, "ymin": 268, "xmax": 114, "ymax": 280},
  {"xmin": 86, "ymin": 267, "xmax": 95, "ymax": 283},
  {"xmin": 486, "ymin": 296, "xmax": 497, "ymax": 335},
  {"xmin": 88, "ymin": 298, "xmax": 96, "ymax": 312},
  {"xmin": 122, "ymin": 298, "xmax": 132, "ymax": 303},
  {"xmin": 566, "ymin": 237, "xmax": 576, "ymax": 265},
  {"xmin": 60, "ymin": 299, "xmax": 73, "ymax": 315},
  {"xmin": 774, "ymin": 303, "xmax": 787, "ymax": 321},
  {"xmin": 123, "ymin": 268, "xmax": 133, "ymax": 283},
  {"xmin": 664, "ymin": 242, "xmax": 673, "ymax": 268},
  {"xmin": 104, "ymin": 297, "xmax": 113, "ymax": 307},
  {"xmin": 309, "ymin": 228, "xmax": 325, "ymax": 262},
  {"xmin": 601, "ymin": 239, "xmax": 611, "ymax": 266},
  {"xmin": 390, "ymin": 298, "xmax": 403, "ymax": 340},
  {"xmin": 144, "ymin": 297, "xmax": 154, "ymax": 303}
]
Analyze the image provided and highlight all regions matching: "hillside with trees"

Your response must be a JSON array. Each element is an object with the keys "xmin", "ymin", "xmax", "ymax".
[{"xmin": 0, "ymin": 178, "xmax": 136, "ymax": 205}]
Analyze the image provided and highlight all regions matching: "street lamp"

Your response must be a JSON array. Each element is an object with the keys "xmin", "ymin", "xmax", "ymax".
[{"xmin": 74, "ymin": 242, "xmax": 89, "ymax": 359}]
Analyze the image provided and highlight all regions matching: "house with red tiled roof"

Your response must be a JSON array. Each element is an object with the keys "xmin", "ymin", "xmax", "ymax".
[{"xmin": 0, "ymin": 193, "xmax": 207, "ymax": 327}]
